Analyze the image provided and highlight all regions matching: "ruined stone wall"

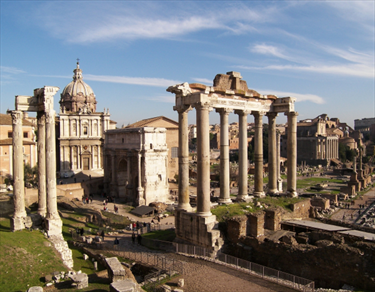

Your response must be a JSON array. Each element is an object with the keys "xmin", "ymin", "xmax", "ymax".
[
  {"xmin": 227, "ymin": 216, "xmax": 247, "ymax": 243},
  {"xmin": 56, "ymin": 183, "xmax": 85, "ymax": 200},
  {"xmin": 287, "ymin": 199, "xmax": 311, "ymax": 219},
  {"xmin": 225, "ymin": 231, "xmax": 375, "ymax": 291}
]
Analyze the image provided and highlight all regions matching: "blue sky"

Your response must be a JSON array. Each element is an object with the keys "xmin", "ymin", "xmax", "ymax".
[{"xmin": 1, "ymin": 1, "xmax": 374, "ymax": 128}]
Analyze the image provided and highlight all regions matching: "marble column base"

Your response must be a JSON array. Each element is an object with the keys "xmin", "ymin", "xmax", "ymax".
[
  {"xmin": 10, "ymin": 216, "xmax": 26, "ymax": 231},
  {"xmin": 176, "ymin": 203, "xmax": 192, "ymax": 212},
  {"xmin": 45, "ymin": 217, "xmax": 62, "ymax": 236},
  {"xmin": 286, "ymin": 191, "xmax": 298, "ymax": 198},
  {"xmin": 218, "ymin": 198, "xmax": 233, "ymax": 204},
  {"xmin": 196, "ymin": 211, "xmax": 212, "ymax": 217},
  {"xmin": 267, "ymin": 189, "xmax": 279, "ymax": 196},
  {"xmin": 253, "ymin": 192, "xmax": 265, "ymax": 198}
]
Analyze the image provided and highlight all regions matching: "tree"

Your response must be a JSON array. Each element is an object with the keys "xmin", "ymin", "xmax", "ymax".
[{"xmin": 339, "ymin": 143, "xmax": 357, "ymax": 163}]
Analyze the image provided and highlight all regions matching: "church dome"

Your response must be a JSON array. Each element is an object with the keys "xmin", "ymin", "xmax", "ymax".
[{"xmin": 60, "ymin": 62, "xmax": 97, "ymax": 113}]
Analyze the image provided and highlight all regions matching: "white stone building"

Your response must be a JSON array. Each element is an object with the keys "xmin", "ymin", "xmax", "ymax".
[
  {"xmin": 104, "ymin": 127, "xmax": 170, "ymax": 206},
  {"xmin": 58, "ymin": 62, "xmax": 115, "ymax": 176}
]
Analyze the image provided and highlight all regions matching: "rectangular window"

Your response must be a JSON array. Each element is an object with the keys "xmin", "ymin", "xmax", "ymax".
[
  {"xmin": 23, "ymin": 132, "xmax": 28, "ymax": 138},
  {"xmin": 171, "ymin": 147, "xmax": 178, "ymax": 158},
  {"xmin": 83, "ymin": 127, "xmax": 88, "ymax": 135},
  {"xmin": 8, "ymin": 132, "xmax": 12, "ymax": 138}
]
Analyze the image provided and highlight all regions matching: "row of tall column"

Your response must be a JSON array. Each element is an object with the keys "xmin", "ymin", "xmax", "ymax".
[
  {"xmin": 11, "ymin": 109, "xmax": 61, "ymax": 235},
  {"xmin": 176, "ymin": 104, "xmax": 298, "ymax": 216}
]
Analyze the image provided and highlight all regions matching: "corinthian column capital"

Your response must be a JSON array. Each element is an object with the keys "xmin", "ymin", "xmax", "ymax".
[
  {"xmin": 216, "ymin": 107, "xmax": 233, "ymax": 115},
  {"xmin": 194, "ymin": 102, "xmax": 212, "ymax": 112},
  {"xmin": 10, "ymin": 111, "xmax": 23, "ymax": 125},
  {"xmin": 176, "ymin": 105, "xmax": 192, "ymax": 114}
]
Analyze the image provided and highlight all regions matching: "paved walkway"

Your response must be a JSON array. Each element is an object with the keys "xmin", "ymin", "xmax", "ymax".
[{"xmin": 330, "ymin": 186, "xmax": 375, "ymax": 224}]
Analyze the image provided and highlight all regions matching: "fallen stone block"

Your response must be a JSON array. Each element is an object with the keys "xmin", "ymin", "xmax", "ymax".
[
  {"xmin": 106, "ymin": 257, "xmax": 126, "ymax": 282},
  {"xmin": 69, "ymin": 272, "xmax": 89, "ymax": 289},
  {"xmin": 27, "ymin": 287, "xmax": 43, "ymax": 292},
  {"xmin": 83, "ymin": 254, "xmax": 89, "ymax": 260},
  {"xmin": 177, "ymin": 278, "xmax": 184, "ymax": 287},
  {"xmin": 109, "ymin": 279, "xmax": 137, "ymax": 292}
]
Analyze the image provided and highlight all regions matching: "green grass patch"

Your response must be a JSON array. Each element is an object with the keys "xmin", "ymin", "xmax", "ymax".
[
  {"xmin": 101, "ymin": 211, "xmax": 132, "ymax": 229},
  {"xmin": 212, "ymin": 203, "xmax": 254, "ymax": 222},
  {"xmin": 256, "ymin": 196, "xmax": 306, "ymax": 211},
  {"xmin": 0, "ymin": 218, "xmax": 67, "ymax": 292},
  {"xmin": 142, "ymin": 229, "xmax": 176, "ymax": 242}
]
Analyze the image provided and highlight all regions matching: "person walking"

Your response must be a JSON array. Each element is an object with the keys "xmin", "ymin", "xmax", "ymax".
[
  {"xmin": 101, "ymin": 230, "xmax": 105, "ymax": 241},
  {"xmin": 132, "ymin": 232, "xmax": 136, "ymax": 244}
]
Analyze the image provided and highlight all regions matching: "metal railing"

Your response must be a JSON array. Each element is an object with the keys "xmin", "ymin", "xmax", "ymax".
[
  {"xmin": 100, "ymin": 242, "xmax": 185, "ymax": 276},
  {"xmin": 175, "ymin": 243, "xmax": 315, "ymax": 292}
]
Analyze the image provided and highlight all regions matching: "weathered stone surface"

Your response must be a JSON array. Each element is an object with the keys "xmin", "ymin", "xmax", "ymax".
[
  {"xmin": 109, "ymin": 279, "xmax": 137, "ymax": 292},
  {"xmin": 45, "ymin": 274, "xmax": 53, "ymax": 282},
  {"xmin": 48, "ymin": 235, "xmax": 74, "ymax": 269},
  {"xmin": 315, "ymin": 239, "xmax": 334, "ymax": 248},
  {"xmin": 106, "ymin": 257, "xmax": 126, "ymax": 282},
  {"xmin": 27, "ymin": 286, "xmax": 43, "ymax": 292},
  {"xmin": 177, "ymin": 278, "xmax": 184, "ymax": 287},
  {"xmin": 69, "ymin": 272, "xmax": 89, "ymax": 289},
  {"xmin": 227, "ymin": 216, "xmax": 247, "ymax": 244},
  {"xmin": 280, "ymin": 235, "xmax": 298, "ymax": 245}
]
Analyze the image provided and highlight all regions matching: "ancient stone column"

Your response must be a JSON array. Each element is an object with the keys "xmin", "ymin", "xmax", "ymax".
[
  {"xmin": 196, "ymin": 103, "xmax": 212, "ymax": 216},
  {"xmin": 137, "ymin": 152, "xmax": 145, "ymax": 205},
  {"xmin": 267, "ymin": 112, "xmax": 278, "ymax": 195},
  {"xmin": 286, "ymin": 111, "xmax": 298, "ymax": 197},
  {"xmin": 235, "ymin": 110, "xmax": 250, "ymax": 200},
  {"xmin": 10, "ymin": 110, "xmax": 27, "ymax": 231},
  {"xmin": 177, "ymin": 106, "xmax": 191, "ymax": 211},
  {"xmin": 216, "ymin": 108, "xmax": 232, "ymax": 204},
  {"xmin": 111, "ymin": 152, "xmax": 115, "ymax": 184},
  {"xmin": 276, "ymin": 131, "xmax": 283, "ymax": 192},
  {"xmin": 37, "ymin": 111, "xmax": 47, "ymax": 217},
  {"xmin": 45, "ymin": 109, "xmax": 62, "ymax": 236},
  {"xmin": 253, "ymin": 111, "xmax": 265, "ymax": 197}
]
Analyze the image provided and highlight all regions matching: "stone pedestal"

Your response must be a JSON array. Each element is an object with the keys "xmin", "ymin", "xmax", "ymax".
[
  {"xmin": 247, "ymin": 211, "xmax": 265, "ymax": 237},
  {"xmin": 175, "ymin": 210, "xmax": 223, "ymax": 255},
  {"xmin": 46, "ymin": 218, "xmax": 63, "ymax": 237},
  {"xmin": 10, "ymin": 217, "xmax": 26, "ymax": 232}
]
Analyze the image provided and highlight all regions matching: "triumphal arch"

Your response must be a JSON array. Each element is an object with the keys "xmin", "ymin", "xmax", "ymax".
[
  {"xmin": 167, "ymin": 72, "xmax": 297, "ymax": 250},
  {"xmin": 9, "ymin": 86, "xmax": 62, "ymax": 236}
]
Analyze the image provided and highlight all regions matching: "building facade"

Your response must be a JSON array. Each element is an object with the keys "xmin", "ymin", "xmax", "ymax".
[
  {"xmin": 103, "ymin": 127, "xmax": 170, "ymax": 206},
  {"xmin": 58, "ymin": 62, "xmax": 114, "ymax": 176},
  {"xmin": 0, "ymin": 113, "xmax": 37, "ymax": 178},
  {"xmin": 125, "ymin": 116, "xmax": 179, "ymax": 181},
  {"xmin": 282, "ymin": 114, "xmax": 340, "ymax": 166}
]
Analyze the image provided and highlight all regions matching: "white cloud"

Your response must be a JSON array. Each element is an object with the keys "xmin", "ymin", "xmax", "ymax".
[
  {"xmin": 192, "ymin": 78, "xmax": 212, "ymax": 85},
  {"xmin": 259, "ymin": 89, "xmax": 325, "ymax": 104},
  {"xmin": 240, "ymin": 63, "xmax": 373, "ymax": 79},
  {"xmin": 31, "ymin": 73, "xmax": 182, "ymax": 88},
  {"xmin": 29, "ymin": 2, "xmax": 281, "ymax": 44},
  {"xmin": 84, "ymin": 74, "xmax": 181, "ymax": 88},
  {"xmin": 1, "ymin": 66, "xmax": 26, "ymax": 74},
  {"xmin": 250, "ymin": 44, "xmax": 289, "ymax": 60}
]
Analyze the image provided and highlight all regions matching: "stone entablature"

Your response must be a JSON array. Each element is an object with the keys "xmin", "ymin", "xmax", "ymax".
[{"xmin": 104, "ymin": 127, "xmax": 170, "ymax": 206}]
